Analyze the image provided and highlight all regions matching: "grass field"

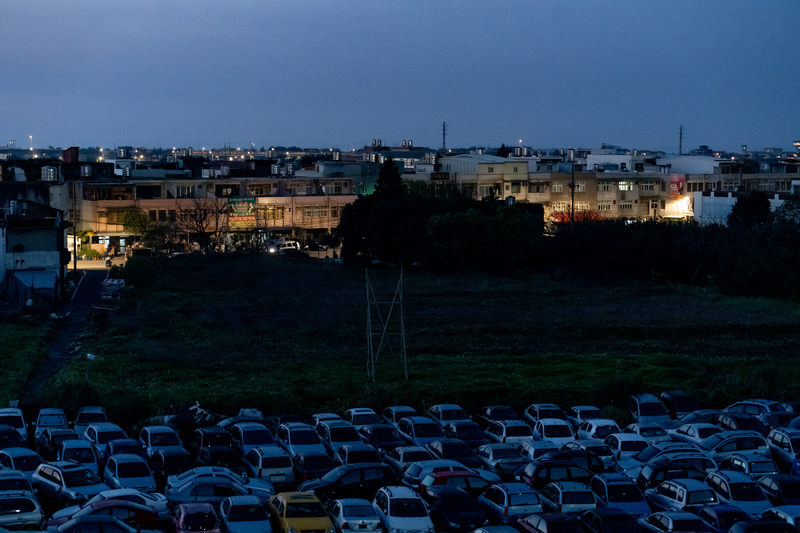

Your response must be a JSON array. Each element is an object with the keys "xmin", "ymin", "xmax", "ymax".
[
  {"xmin": 0, "ymin": 322, "xmax": 52, "ymax": 406},
  {"xmin": 39, "ymin": 253, "xmax": 800, "ymax": 430}
]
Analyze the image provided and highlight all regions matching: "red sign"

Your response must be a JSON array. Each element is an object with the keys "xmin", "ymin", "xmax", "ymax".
[{"xmin": 670, "ymin": 174, "xmax": 685, "ymax": 199}]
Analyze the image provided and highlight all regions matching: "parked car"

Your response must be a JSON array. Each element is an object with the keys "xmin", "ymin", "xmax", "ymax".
[
  {"xmin": 660, "ymin": 391, "xmax": 700, "ymax": 421},
  {"xmin": 57, "ymin": 439, "xmax": 101, "ymax": 474},
  {"xmin": 635, "ymin": 461, "xmax": 708, "ymax": 490},
  {"xmin": 0, "ymin": 425, "xmax": 26, "ymax": 450},
  {"xmin": 615, "ymin": 442, "xmax": 701, "ymax": 479},
  {"xmin": 639, "ymin": 510, "xmax": 715, "ymax": 532},
  {"xmin": 0, "ymin": 447, "xmax": 43, "ymax": 481},
  {"xmin": 381, "ymin": 406, "xmax": 418, "ymax": 430},
  {"xmin": 516, "ymin": 461, "xmax": 593, "ymax": 491},
  {"xmin": 759, "ymin": 506, "xmax": 800, "ymax": 527},
  {"xmin": 318, "ymin": 421, "xmax": 364, "ymax": 457},
  {"xmin": 532, "ymin": 419, "xmax": 575, "ymax": 447},
  {"xmin": 644, "ymin": 478, "xmax": 718, "ymax": 513},
  {"xmin": 442, "ymin": 421, "xmax": 490, "ymax": 450},
  {"xmin": 518, "ymin": 512, "xmax": 581, "ymax": 533},
  {"xmin": 165, "ymin": 475, "xmax": 270, "ymax": 507},
  {"xmin": 719, "ymin": 453, "xmax": 779, "ymax": 480},
  {"xmin": 0, "ymin": 409, "xmax": 27, "ymax": 442},
  {"xmin": 72, "ymin": 407, "xmax": 108, "ymax": 437},
  {"xmin": 103, "ymin": 438, "xmax": 147, "ymax": 463},
  {"xmin": 485, "ymin": 420, "xmax": 535, "ymax": 445},
  {"xmin": 311, "ymin": 413, "xmax": 343, "ymax": 429},
  {"xmin": 698, "ymin": 430, "xmax": 771, "ymax": 462},
  {"xmin": 768, "ymin": 428, "xmax": 800, "ymax": 472},
  {"xmin": 476, "ymin": 482, "xmax": 543, "ymax": 524},
  {"xmin": 428, "ymin": 405, "xmax": 471, "ymax": 429},
  {"xmin": 624, "ymin": 423, "xmax": 673, "ymax": 446},
  {"xmin": 725, "ymin": 400, "xmax": 794, "ymax": 432},
  {"xmin": 44, "ymin": 499, "xmax": 160, "ymax": 531},
  {"xmin": 589, "ymin": 473, "xmax": 651, "ymax": 518},
  {"xmin": 37, "ymin": 428, "xmax": 80, "ymax": 461},
  {"xmin": 396, "ymin": 417, "xmax": 445, "ymax": 447},
  {"xmin": 576, "ymin": 419, "xmax": 621, "ymax": 441},
  {"xmin": 49, "ymin": 488, "xmax": 170, "ymax": 521},
  {"xmin": 759, "ymin": 474, "xmax": 800, "ymax": 506},
  {"xmin": 219, "ymin": 495, "xmax": 272, "ymax": 533},
  {"xmin": 150, "ymin": 448, "xmax": 195, "ymax": 490},
  {"xmin": 563, "ymin": 439, "xmax": 616, "ymax": 471},
  {"xmin": 137, "ymin": 425, "xmax": 184, "ymax": 460},
  {"xmin": 165, "ymin": 466, "xmax": 274, "ymax": 497},
  {"xmin": 727, "ymin": 520, "xmax": 800, "ymax": 533},
  {"xmin": 425, "ymin": 439, "xmax": 480, "ymax": 469},
  {"xmin": 104, "ymin": 454, "xmax": 157, "ymax": 492},
  {"xmin": 705, "ymin": 470, "xmax": 772, "ymax": 516},
  {"xmin": 420, "ymin": 485, "xmax": 489, "ymax": 532},
  {"xmin": 276, "ymin": 422, "xmax": 327, "ymax": 459},
  {"xmin": 52, "ymin": 515, "xmax": 159, "ymax": 533},
  {"xmin": 474, "ymin": 444, "xmax": 526, "ymax": 481},
  {"xmin": 357, "ymin": 424, "xmax": 405, "ymax": 456},
  {"xmin": 329, "ymin": 498, "xmax": 381, "ymax": 533},
  {"xmin": 516, "ymin": 441, "xmax": 560, "ymax": 463},
  {"xmin": 83, "ymin": 423, "xmax": 128, "ymax": 464},
  {"xmin": 697, "ymin": 503, "xmax": 750, "ymax": 533},
  {"xmin": 539, "ymin": 481, "xmax": 596, "ymax": 514},
  {"xmin": 384, "ymin": 447, "xmax": 434, "ymax": 478},
  {"xmin": 535, "ymin": 450, "xmax": 605, "ymax": 475},
  {"xmin": 523, "ymin": 404, "xmax": 569, "ymax": 427},
  {"xmin": 291, "ymin": 452, "xmax": 337, "ymax": 483},
  {"xmin": 604, "ymin": 433, "xmax": 649, "ymax": 462},
  {"xmin": 629, "ymin": 394, "xmax": 671, "ymax": 426},
  {"xmin": 187, "ymin": 427, "xmax": 236, "ymax": 459},
  {"xmin": 418, "ymin": 471, "xmax": 494, "ymax": 499},
  {"xmin": 402, "ymin": 459, "xmax": 472, "ymax": 488},
  {"xmin": 172, "ymin": 503, "xmax": 221, "ymax": 533},
  {"xmin": 344, "ymin": 408, "xmax": 381, "ymax": 427},
  {"xmin": 0, "ymin": 491, "xmax": 44, "ymax": 530},
  {"xmin": 567, "ymin": 407, "xmax": 605, "ymax": 431},
  {"xmin": 32, "ymin": 407, "xmax": 68, "ymax": 443},
  {"xmin": 372, "ymin": 486, "xmax": 434, "ymax": 533},
  {"xmin": 32, "ymin": 461, "xmax": 110, "ymax": 507},
  {"xmin": 196, "ymin": 446, "xmax": 245, "ymax": 475},
  {"xmin": 333, "ymin": 444, "xmax": 382, "ymax": 466},
  {"xmin": 667, "ymin": 423, "xmax": 723, "ymax": 446},
  {"xmin": 475, "ymin": 406, "xmax": 519, "ymax": 430},
  {"xmin": 267, "ymin": 492, "xmax": 333, "ymax": 533},
  {"xmin": 242, "ymin": 447, "xmax": 294, "ymax": 488},
  {"xmin": 0, "ymin": 469, "xmax": 35, "ymax": 496},
  {"xmin": 717, "ymin": 413, "xmax": 771, "ymax": 436},
  {"xmin": 576, "ymin": 507, "xmax": 644, "ymax": 533},
  {"xmin": 299, "ymin": 463, "xmax": 398, "ymax": 505}
]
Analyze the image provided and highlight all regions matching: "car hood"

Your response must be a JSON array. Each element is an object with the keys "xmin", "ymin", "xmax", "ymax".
[{"xmin": 225, "ymin": 520, "xmax": 272, "ymax": 533}]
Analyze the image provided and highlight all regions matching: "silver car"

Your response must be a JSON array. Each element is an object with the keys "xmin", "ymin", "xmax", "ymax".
[
  {"xmin": 330, "ymin": 498, "xmax": 381, "ymax": 533},
  {"xmin": 219, "ymin": 495, "xmax": 272, "ymax": 533},
  {"xmin": 0, "ymin": 491, "xmax": 44, "ymax": 530}
]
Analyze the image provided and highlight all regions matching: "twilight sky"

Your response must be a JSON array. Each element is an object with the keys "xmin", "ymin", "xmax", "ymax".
[{"xmin": 2, "ymin": 0, "xmax": 798, "ymax": 154}]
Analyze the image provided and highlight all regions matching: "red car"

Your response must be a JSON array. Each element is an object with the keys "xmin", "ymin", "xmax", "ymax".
[
  {"xmin": 171, "ymin": 503, "xmax": 221, "ymax": 533},
  {"xmin": 45, "ymin": 499, "xmax": 159, "ymax": 530}
]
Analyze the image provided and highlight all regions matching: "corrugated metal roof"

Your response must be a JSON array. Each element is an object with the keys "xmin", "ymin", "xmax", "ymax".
[{"xmin": 13, "ymin": 270, "xmax": 57, "ymax": 289}]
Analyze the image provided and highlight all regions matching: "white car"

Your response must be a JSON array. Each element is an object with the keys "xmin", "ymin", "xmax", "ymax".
[
  {"xmin": 0, "ymin": 408, "xmax": 27, "ymax": 442},
  {"xmin": 667, "ymin": 423, "xmax": 722, "ymax": 446},
  {"xmin": 220, "ymin": 495, "xmax": 273, "ymax": 533},
  {"xmin": 623, "ymin": 423, "xmax": 672, "ymax": 446},
  {"xmin": 577, "ymin": 419, "xmax": 621, "ymax": 441},
  {"xmin": 484, "ymin": 420, "xmax": 535, "ymax": 445},
  {"xmin": 103, "ymin": 454, "xmax": 157, "ymax": 492},
  {"xmin": 372, "ymin": 486, "xmax": 434, "ymax": 533},
  {"xmin": 331, "ymin": 498, "xmax": 381, "ymax": 533},
  {"xmin": 532, "ymin": 419, "xmax": 575, "ymax": 447},
  {"xmin": 604, "ymin": 433, "xmax": 648, "ymax": 462}
]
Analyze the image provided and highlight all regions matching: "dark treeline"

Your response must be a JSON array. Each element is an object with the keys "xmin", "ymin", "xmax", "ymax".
[{"xmin": 337, "ymin": 163, "xmax": 800, "ymax": 300}]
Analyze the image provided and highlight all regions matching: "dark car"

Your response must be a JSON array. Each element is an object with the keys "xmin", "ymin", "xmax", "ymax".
[
  {"xmin": 517, "ymin": 461, "xmax": 594, "ymax": 491},
  {"xmin": 475, "ymin": 406, "xmax": 520, "ymax": 430},
  {"xmin": 659, "ymin": 391, "xmax": 700, "ymax": 421},
  {"xmin": 636, "ymin": 461, "xmax": 708, "ymax": 490},
  {"xmin": 728, "ymin": 521, "xmax": 800, "ymax": 533},
  {"xmin": 37, "ymin": 428, "xmax": 80, "ymax": 461},
  {"xmin": 196, "ymin": 446, "xmax": 244, "ymax": 475},
  {"xmin": 421, "ymin": 486, "xmax": 489, "ymax": 532},
  {"xmin": 297, "ymin": 463, "xmax": 398, "ymax": 505},
  {"xmin": 759, "ymin": 474, "xmax": 800, "ymax": 506},
  {"xmin": 292, "ymin": 452, "xmax": 337, "ymax": 483},
  {"xmin": 418, "ymin": 471, "xmax": 493, "ymax": 499},
  {"xmin": 696, "ymin": 504, "xmax": 750, "ymax": 533},
  {"xmin": 187, "ymin": 427, "xmax": 235, "ymax": 458},
  {"xmin": 425, "ymin": 439, "xmax": 481, "ymax": 469},
  {"xmin": 44, "ymin": 498, "xmax": 160, "ymax": 530},
  {"xmin": 442, "ymin": 421, "xmax": 490, "ymax": 450},
  {"xmin": 357, "ymin": 424, "xmax": 405, "ymax": 456},
  {"xmin": 150, "ymin": 448, "xmax": 195, "ymax": 490},
  {"xmin": 103, "ymin": 438, "xmax": 147, "ymax": 463},
  {"xmin": 717, "ymin": 413, "xmax": 770, "ymax": 436},
  {"xmin": 518, "ymin": 512, "xmax": 582, "ymax": 533},
  {"xmin": 53, "ymin": 515, "xmax": 157, "ymax": 533},
  {"xmin": 575, "ymin": 507, "xmax": 644, "ymax": 533},
  {"xmin": 535, "ymin": 450, "xmax": 605, "ymax": 475},
  {"xmin": 172, "ymin": 503, "xmax": 221, "ymax": 533},
  {"xmin": 0, "ymin": 425, "xmax": 25, "ymax": 450}
]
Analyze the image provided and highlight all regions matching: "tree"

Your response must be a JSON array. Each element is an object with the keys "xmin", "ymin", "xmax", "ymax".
[
  {"xmin": 773, "ymin": 194, "xmax": 800, "ymax": 225},
  {"xmin": 728, "ymin": 190, "xmax": 771, "ymax": 227},
  {"xmin": 373, "ymin": 157, "xmax": 406, "ymax": 201},
  {"xmin": 177, "ymin": 197, "xmax": 229, "ymax": 251},
  {"xmin": 496, "ymin": 144, "xmax": 511, "ymax": 158},
  {"xmin": 120, "ymin": 209, "xmax": 152, "ymax": 237}
]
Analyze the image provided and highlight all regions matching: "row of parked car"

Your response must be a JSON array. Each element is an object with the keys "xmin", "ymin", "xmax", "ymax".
[{"xmin": 1, "ymin": 393, "xmax": 800, "ymax": 533}]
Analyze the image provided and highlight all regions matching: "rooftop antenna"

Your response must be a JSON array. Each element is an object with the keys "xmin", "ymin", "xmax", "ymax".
[
  {"xmin": 679, "ymin": 126, "xmax": 684, "ymax": 156},
  {"xmin": 442, "ymin": 121, "xmax": 447, "ymax": 151}
]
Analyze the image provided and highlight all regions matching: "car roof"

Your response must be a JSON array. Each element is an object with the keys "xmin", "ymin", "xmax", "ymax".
[
  {"xmin": 38, "ymin": 407, "xmax": 66, "ymax": 415},
  {"xmin": 346, "ymin": 408, "xmax": 377, "ymax": 414},
  {"xmin": 252, "ymin": 447, "xmax": 288, "ymax": 457},
  {"xmin": 224, "ymin": 495, "xmax": 261, "ymax": 506},
  {"xmin": 538, "ymin": 418, "xmax": 571, "ymax": 425},
  {"xmin": 381, "ymin": 485, "xmax": 421, "ymax": 499},
  {"xmin": 494, "ymin": 482, "xmax": 535, "ymax": 493},
  {"xmin": 281, "ymin": 491, "xmax": 323, "ymax": 503},
  {"xmin": 496, "ymin": 419, "xmax": 528, "ymax": 427},
  {"xmin": 0, "ymin": 408, "xmax": 23, "ymax": 415},
  {"xmin": 340, "ymin": 443, "xmax": 378, "ymax": 452},
  {"xmin": 334, "ymin": 498, "xmax": 374, "ymax": 506},
  {"xmin": 632, "ymin": 393, "xmax": 662, "ymax": 402},
  {"xmin": 230, "ymin": 422, "xmax": 267, "ymax": 430},
  {"xmin": 0, "ymin": 447, "xmax": 39, "ymax": 457},
  {"xmin": 402, "ymin": 416, "xmax": 437, "ymax": 424},
  {"xmin": 593, "ymin": 473, "xmax": 633, "ymax": 484},
  {"xmin": 179, "ymin": 502, "xmax": 216, "ymax": 512},
  {"xmin": 548, "ymin": 481, "xmax": 592, "ymax": 491},
  {"xmin": 323, "ymin": 420, "xmax": 356, "ymax": 429},
  {"xmin": 89, "ymin": 422, "xmax": 124, "ymax": 431},
  {"xmin": 63, "ymin": 439, "xmax": 93, "ymax": 448},
  {"xmin": 110, "ymin": 454, "xmax": 147, "ymax": 463},
  {"xmin": 711, "ymin": 471, "xmax": 756, "ymax": 483},
  {"xmin": 667, "ymin": 479, "xmax": 713, "ymax": 490}
]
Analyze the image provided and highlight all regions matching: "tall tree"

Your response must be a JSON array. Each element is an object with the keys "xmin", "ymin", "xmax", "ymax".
[
  {"xmin": 373, "ymin": 157, "xmax": 406, "ymax": 201},
  {"xmin": 177, "ymin": 197, "xmax": 229, "ymax": 251},
  {"xmin": 496, "ymin": 144, "xmax": 511, "ymax": 158},
  {"xmin": 728, "ymin": 190, "xmax": 771, "ymax": 227}
]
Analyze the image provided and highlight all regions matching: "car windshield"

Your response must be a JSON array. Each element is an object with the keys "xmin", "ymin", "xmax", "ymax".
[
  {"xmin": 0, "ymin": 433, "xmax": 23, "ymax": 447},
  {"xmin": 686, "ymin": 489, "xmax": 717, "ymax": 505},
  {"xmin": 607, "ymin": 484, "xmax": 644, "ymax": 502},
  {"xmin": 632, "ymin": 447, "xmax": 661, "ymax": 462},
  {"xmin": 0, "ymin": 478, "xmax": 31, "ymax": 492},
  {"xmin": 639, "ymin": 427, "xmax": 667, "ymax": 437},
  {"xmin": 594, "ymin": 426, "xmax": 618, "ymax": 438},
  {"xmin": 506, "ymin": 426, "xmax": 533, "ymax": 437},
  {"xmin": 415, "ymin": 424, "xmax": 444, "ymax": 438},
  {"xmin": 291, "ymin": 430, "xmax": 321, "ymax": 445},
  {"xmin": 441, "ymin": 491, "xmax": 478, "ymax": 513},
  {"xmin": 580, "ymin": 409, "xmax": 603, "ymax": 419},
  {"xmin": 441, "ymin": 409, "xmax": 468, "ymax": 421},
  {"xmin": 183, "ymin": 511, "xmax": 218, "ymax": 531},
  {"xmin": 493, "ymin": 448, "xmax": 519, "ymax": 459},
  {"xmin": 371, "ymin": 428, "xmax": 400, "ymax": 442},
  {"xmin": 303, "ymin": 455, "xmax": 334, "ymax": 470},
  {"xmin": 115, "ymin": 445, "xmax": 141, "ymax": 456},
  {"xmin": 443, "ymin": 444, "xmax": 473, "ymax": 459},
  {"xmin": 330, "ymin": 428, "xmax": 361, "ymax": 442},
  {"xmin": 344, "ymin": 505, "xmax": 377, "ymax": 518},
  {"xmin": 285, "ymin": 502, "xmax": 327, "ymax": 518},
  {"xmin": 39, "ymin": 414, "xmax": 66, "ymax": 427},
  {"xmin": 509, "ymin": 493, "xmax": 540, "ymax": 506},
  {"xmin": 0, "ymin": 498, "xmax": 35, "ymax": 515},
  {"xmin": 698, "ymin": 427, "xmax": 721, "ymax": 439},
  {"xmin": 98, "ymin": 430, "xmax": 127, "ymax": 445},
  {"xmin": 539, "ymin": 409, "xmax": 567, "ymax": 420},
  {"xmin": 730, "ymin": 482, "xmax": 766, "ymax": 501},
  {"xmin": 0, "ymin": 416, "xmax": 23, "ymax": 429},
  {"xmin": 52, "ymin": 434, "xmax": 78, "ymax": 446},
  {"xmin": 699, "ymin": 434, "xmax": 724, "ymax": 450},
  {"xmin": 750, "ymin": 461, "xmax": 776, "ymax": 473},
  {"xmin": 151, "ymin": 433, "xmax": 182, "ymax": 446},
  {"xmin": 639, "ymin": 404, "xmax": 668, "ymax": 416},
  {"xmin": 348, "ymin": 450, "xmax": 381, "ymax": 463},
  {"xmin": 64, "ymin": 469, "xmax": 101, "ymax": 487},
  {"xmin": 621, "ymin": 441, "xmax": 648, "ymax": 452},
  {"xmin": 65, "ymin": 448, "xmax": 96, "ymax": 463},
  {"xmin": 544, "ymin": 425, "xmax": 572, "ymax": 438},
  {"xmin": 492, "ymin": 408, "xmax": 517, "ymax": 420},
  {"xmin": 228, "ymin": 504, "xmax": 267, "ymax": 522},
  {"xmin": 14, "ymin": 456, "xmax": 42, "ymax": 471},
  {"xmin": 207, "ymin": 450, "xmax": 239, "ymax": 467},
  {"xmin": 562, "ymin": 491, "xmax": 593, "ymax": 504},
  {"xmin": 262, "ymin": 456, "xmax": 291, "ymax": 469},
  {"xmin": 76, "ymin": 413, "xmax": 107, "ymax": 425},
  {"xmin": 586, "ymin": 445, "xmax": 613, "ymax": 457},
  {"xmin": 118, "ymin": 462, "xmax": 152, "ymax": 478},
  {"xmin": 390, "ymin": 499, "xmax": 427, "ymax": 517},
  {"xmin": 769, "ymin": 404, "xmax": 786, "ymax": 412}
]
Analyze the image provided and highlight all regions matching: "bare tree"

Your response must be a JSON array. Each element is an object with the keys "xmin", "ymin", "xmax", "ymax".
[{"xmin": 177, "ymin": 197, "xmax": 230, "ymax": 251}]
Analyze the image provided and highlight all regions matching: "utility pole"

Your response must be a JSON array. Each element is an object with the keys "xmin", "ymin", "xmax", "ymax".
[
  {"xmin": 679, "ymin": 126, "xmax": 684, "ymax": 156},
  {"xmin": 442, "ymin": 122, "xmax": 447, "ymax": 151},
  {"xmin": 569, "ymin": 148, "xmax": 575, "ymax": 228}
]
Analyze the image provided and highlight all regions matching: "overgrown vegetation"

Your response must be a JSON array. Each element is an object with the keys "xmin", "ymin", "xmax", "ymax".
[
  {"xmin": 40, "ymin": 254, "xmax": 800, "ymax": 432},
  {"xmin": 0, "ymin": 322, "xmax": 53, "ymax": 405}
]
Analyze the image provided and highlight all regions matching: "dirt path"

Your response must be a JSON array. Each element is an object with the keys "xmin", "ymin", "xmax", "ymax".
[{"xmin": 21, "ymin": 268, "xmax": 109, "ymax": 403}]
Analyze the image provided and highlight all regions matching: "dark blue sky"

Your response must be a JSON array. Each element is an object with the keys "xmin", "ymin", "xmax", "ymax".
[{"xmin": 3, "ymin": 1, "xmax": 798, "ymax": 153}]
